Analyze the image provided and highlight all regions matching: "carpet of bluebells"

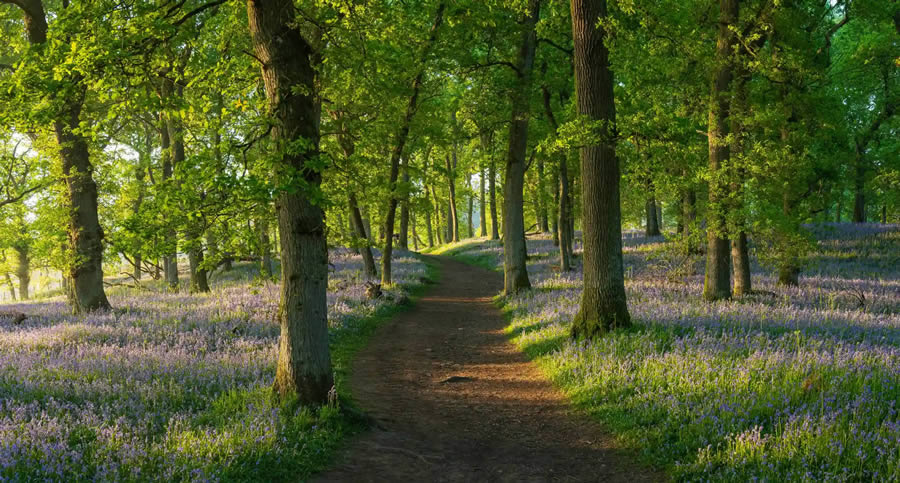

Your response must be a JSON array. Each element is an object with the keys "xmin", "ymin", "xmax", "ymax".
[
  {"xmin": 0, "ymin": 249, "xmax": 426, "ymax": 482},
  {"xmin": 443, "ymin": 224, "xmax": 900, "ymax": 481}
]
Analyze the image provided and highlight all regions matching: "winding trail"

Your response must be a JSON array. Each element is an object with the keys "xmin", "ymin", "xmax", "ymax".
[{"xmin": 317, "ymin": 256, "xmax": 661, "ymax": 482}]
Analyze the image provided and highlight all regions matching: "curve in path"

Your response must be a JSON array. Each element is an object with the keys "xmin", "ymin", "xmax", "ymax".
[{"xmin": 316, "ymin": 255, "xmax": 662, "ymax": 482}]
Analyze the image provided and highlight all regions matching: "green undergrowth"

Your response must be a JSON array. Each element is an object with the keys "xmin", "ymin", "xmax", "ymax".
[
  {"xmin": 156, "ymin": 258, "xmax": 439, "ymax": 481},
  {"xmin": 442, "ymin": 234, "xmax": 900, "ymax": 481},
  {"xmin": 295, "ymin": 254, "xmax": 440, "ymax": 478},
  {"xmin": 423, "ymin": 237, "xmax": 502, "ymax": 272}
]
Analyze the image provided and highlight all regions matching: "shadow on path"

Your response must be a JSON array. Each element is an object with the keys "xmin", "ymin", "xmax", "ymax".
[{"xmin": 316, "ymin": 256, "xmax": 663, "ymax": 482}]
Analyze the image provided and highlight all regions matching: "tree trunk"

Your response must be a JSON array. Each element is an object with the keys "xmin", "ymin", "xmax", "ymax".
[
  {"xmin": 537, "ymin": 158, "xmax": 549, "ymax": 233},
  {"xmin": 702, "ymin": 0, "xmax": 738, "ymax": 302},
  {"xmin": 467, "ymin": 175, "xmax": 474, "ymax": 237},
  {"xmin": 778, "ymin": 193, "xmax": 800, "ymax": 286},
  {"xmin": 423, "ymin": 155, "xmax": 436, "ymax": 248},
  {"xmin": 567, "ymin": 170, "xmax": 576, "ymax": 254},
  {"xmin": 411, "ymin": 211, "xmax": 419, "ymax": 251},
  {"xmin": 730, "ymin": 75, "xmax": 751, "ymax": 296},
  {"xmin": 361, "ymin": 205, "xmax": 372, "ymax": 241},
  {"xmin": 349, "ymin": 192, "xmax": 378, "ymax": 279},
  {"xmin": 445, "ymin": 202, "xmax": 452, "ymax": 242},
  {"xmin": 158, "ymin": 111, "xmax": 177, "ymax": 290},
  {"xmin": 489, "ymin": 153, "xmax": 500, "ymax": 240},
  {"xmin": 381, "ymin": 3, "xmax": 445, "ymax": 285},
  {"xmin": 552, "ymin": 172, "xmax": 560, "ymax": 246},
  {"xmin": 656, "ymin": 202, "xmax": 663, "ymax": 231},
  {"xmin": 558, "ymin": 157, "xmax": 572, "ymax": 271},
  {"xmin": 502, "ymin": 0, "xmax": 540, "ymax": 295},
  {"xmin": 426, "ymin": 207, "xmax": 435, "ymax": 247},
  {"xmin": 445, "ymin": 154, "xmax": 459, "ymax": 243},
  {"xmin": 645, "ymin": 195, "xmax": 660, "ymax": 237},
  {"xmin": 15, "ymin": 246, "xmax": 29, "ymax": 300},
  {"xmin": 431, "ymin": 185, "xmax": 444, "ymax": 245},
  {"xmin": 479, "ymin": 161, "xmax": 487, "ymax": 237},
  {"xmin": 132, "ymin": 136, "xmax": 148, "ymax": 282},
  {"xmin": 570, "ymin": 0, "xmax": 631, "ymax": 338},
  {"xmin": 7, "ymin": 0, "xmax": 110, "ymax": 312},
  {"xmin": 4, "ymin": 272, "xmax": 15, "ymax": 301},
  {"xmin": 248, "ymin": 0, "xmax": 333, "ymax": 405},
  {"xmin": 683, "ymin": 186, "xmax": 697, "ymax": 238},
  {"xmin": 731, "ymin": 232, "xmax": 752, "ymax": 296},
  {"xmin": 259, "ymin": 218, "xmax": 273, "ymax": 278},
  {"xmin": 399, "ymin": 157, "xmax": 410, "ymax": 250},
  {"xmin": 853, "ymin": 155, "xmax": 866, "ymax": 223},
  {"xmin": 56, "ymin": 103, "xmax": 112, "ymax": 311},
  {"xmin": 188, "ymin": 240, "xmax": 210, "ymax": 293},
  {"xmin": 479, "ymin": 131, "xmax": 500, "ymax": 241},
  {"xmin": 541, "ymin": 82, "xmax": 570, "ymax": 269}
]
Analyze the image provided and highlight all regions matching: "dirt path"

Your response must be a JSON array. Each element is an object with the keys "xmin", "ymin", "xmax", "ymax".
[{"xmin": 317, "ymin": 256, "xmax": 662, "ymax": 482}]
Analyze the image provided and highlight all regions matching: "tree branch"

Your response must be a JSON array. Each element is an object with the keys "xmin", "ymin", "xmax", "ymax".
[
  {"xmin": 172, "ymin": 0, "xmax": 226, "ymax": 26},
  {"xmin": 537, "ymin": 37, "xmax": 573, "ymax": 56},
  {"xmin": 461, "ymin": 60, "xmax": 522, "ymax": 77}
]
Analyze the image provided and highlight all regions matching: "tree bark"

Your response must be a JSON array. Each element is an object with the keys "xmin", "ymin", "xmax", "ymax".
[
  {"xmin": 569, "ymin": 0, "xmax": 631, "ymax": 338},
  {"xmin": 479, "ymin": 160, "xmax": 487, "ymax": 237},
  {"xmin": 656, "ymin": 202, "xmax": 663, "ymax": 231},
  {"xmin": 411, "ymin": 210, "xmax": 419, "ymax": 250},
  {"xmin": 645, "ymin": 195, "xmax": 660, "ymax": 237},
  {"xmin": 777, "ymin": 192, "xmax": 800, "ymax": 286},
  {"xmin": 158, "ymin": 109, "xmax": 178, "ymax": 289},
  {"xmin": 431, "ymin": 184, "xmax": 444, "ymax": 245},
  {"xmin": 4, "ymin": 272, "xmax": 15, "ymax": 301},
  {"xmin": 259, "ymin": 217, "xmax": 273, "ymax": 278},
  {"xmin": 349, "ymin": 192, "xmax": 378, "ymax": 279},
  {"xmin": 247, "ymin": 0, "xmax": 333, "ymax": 405},
  {"xmin": 57, "ymin": 96, "xmax": 112, "ymax": 311},
  {"xmin": 467, "ymin": 174, "xmax": 474, "ymax": 237},
  {"xmin": 479, "ymin": 130, "xmax": 500, "ymax": 240},
  {"xmin": 489, "ymin": 148, "xmax": 500, "ymax": 240},
  {"xmin": 537, "ymin": 158, "xmax": 549, "ymax": 233},
  {"xmin": 541, "ymin": 81, "xmax": 571, "ymax": 269},
  {"xmin": 502, "ymin": 0, "xmax": 540, "ymax": 295},
  {"xmin": 188, "ymin": 238, "xmax": 209, "ymax": 293},
  {"xmin": 15, "ymin": 245, "xmax": 29, "ymax": 300},
  {"xmin": 558, "ymin": 157, "xmax": 573, "ymax": 271},
  {"xmin": 132, "ymin": 133, "xmax": 149, "ymax": 282},
  {"xmin": 381, "ymin": 3, "xmax": 445, "ymax": 285},
  {"xmin": 552, "ymin": 172, "xmax": 560, "ymax": 246},
  {"xmin": 6, "ymin": 0, "xmax": 110, "ymax": 312},
  {"xmin": 399, "ymin": 157, "xmax": 410, "ymax": 250},
  {"xmin": 731, "ymin": 232, "xmax": 752, "ymax": 296},
  {"xmin": 445, "ymin": 153, "xmax": 459, "ymax": 242},
  {"xmin": 853, "ymin": 155, "xmax": 866, "ymax": 223},
  {"xmin": 702, "ymin": 0, "xmax": 738, "ymax": 302},
  {"xmin": 730, "ymin": 75, "xmax": 751, "ymax": 296},
  {"xmin": 682, "ymin": 185, "xmax": 697, "ymax": 239}
]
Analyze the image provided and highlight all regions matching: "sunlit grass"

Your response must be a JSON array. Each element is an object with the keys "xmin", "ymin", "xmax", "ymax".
[
  {"xmin": 450, "ymin": 223, "xmax": 900, "ymax": 481},
  {"xmin": 0, "ymin": 251, "xmax": 430, "ymax": 482}
]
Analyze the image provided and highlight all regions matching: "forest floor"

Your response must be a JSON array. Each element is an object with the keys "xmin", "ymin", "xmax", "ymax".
[{"xmin": 317, "ymin": 255, "xmax": 661, "ymax": 482}]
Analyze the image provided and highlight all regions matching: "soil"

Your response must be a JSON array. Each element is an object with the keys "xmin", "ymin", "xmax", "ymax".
[{"xmin": 316, "ymin": 256, "xmax": 664, "ymax": 482}]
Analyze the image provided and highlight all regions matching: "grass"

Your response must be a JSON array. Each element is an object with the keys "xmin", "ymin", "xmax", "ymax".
[
  {"xmin": 0, "ymin": 252, "xmax": 435, "ymax": 482},
  {"xmin": 423, "ymin": 237, "xmax": 503, "ymax": 272},
  {"xmin": 440, "ymin": 225, "xmax": 900, "ymax": 481}
]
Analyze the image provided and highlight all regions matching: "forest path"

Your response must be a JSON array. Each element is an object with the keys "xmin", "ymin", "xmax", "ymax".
[{"xmin": 316, "ymin": 256, "xmax": 661, "ymax": 482}]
